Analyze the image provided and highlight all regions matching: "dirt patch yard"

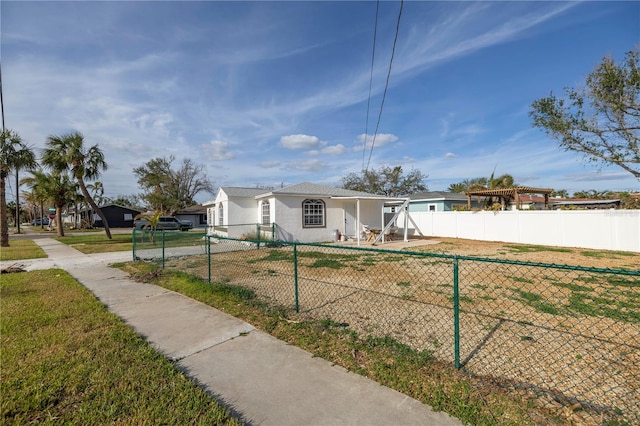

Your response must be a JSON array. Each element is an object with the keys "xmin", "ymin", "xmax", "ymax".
[
  {"xmin": 165, "ymin": 238, "xmax": 639, "ymax": 424},
  {"xmin": 368, "ymin": 237, "xmax": 639, "ymax": 270}
]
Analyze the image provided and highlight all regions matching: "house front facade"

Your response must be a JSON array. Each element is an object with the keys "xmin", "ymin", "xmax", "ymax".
[{"xmin": 204, "ymin": 183, "xmax": 399, "ymax": 243}]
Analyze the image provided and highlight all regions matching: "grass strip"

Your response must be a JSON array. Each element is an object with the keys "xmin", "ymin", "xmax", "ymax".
[
  {"xmin": 0, "ymin": 269, "xmax": 241, "ymax": 425},
  {"xmin": 116, "ymin": 261, "xmax": 560, "ymax": 425},
  {"xmin": 55, "ymin": 233, "xmax": 133, "ymax": 254},
  {"xmin": 0, "ymin": 239, "xmax": 47, "ymax": 261}
]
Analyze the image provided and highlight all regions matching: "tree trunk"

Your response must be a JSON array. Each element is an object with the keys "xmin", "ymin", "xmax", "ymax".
[
  {"xmin": 55, "ymin": 205, "xmax": 65, "ymax": 237},
  {"xmin": 15, "ymin": 169, "xmax": 21, "ymax": 234},
  {"xmin": 78, "ymin": 179, "xmax": 112, "ymax": 239},
  {"xmin": 1, "ymin": 171, "xmax": 9, "ymax": 247}
]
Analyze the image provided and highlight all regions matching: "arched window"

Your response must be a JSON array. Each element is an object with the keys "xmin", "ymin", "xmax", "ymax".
[
  {"xmin": 261, "ymin": 201, "xmax": 271, "ymax": 225},
  {"xmin": 302, "ymin": 199, "xmax": 325, "ymax": 228},
  {"xmin": 218, "ymin": 203, "xmax": 224, "ymax": 226}
]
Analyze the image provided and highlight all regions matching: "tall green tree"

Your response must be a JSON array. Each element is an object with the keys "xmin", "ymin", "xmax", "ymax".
[
  {"xmin": 22, "ymin": 169, "xmax": 77, "ymax": 237},
  {"xmin": 133, "ymin": 156, "xmax": 214, "ymax": 214},
  {"xmin": 42, "ymin": 132, "xmax": 112, "ymax": 239},
  {"xmin": 341, "ymin": 166, "xmax": 428, "ymax": 197},
  {"xmin": 0, "ymin": 129, "xmax": 37, "ymax": 247},
  {"xmin": 530, "ymin": 47, "xmax": 640, "ymax": 179}
]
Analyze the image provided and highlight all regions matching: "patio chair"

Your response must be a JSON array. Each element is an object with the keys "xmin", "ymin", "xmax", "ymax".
[{"xmin": 362, "ymin": 224, "xmax": 372, "ymax": 241}]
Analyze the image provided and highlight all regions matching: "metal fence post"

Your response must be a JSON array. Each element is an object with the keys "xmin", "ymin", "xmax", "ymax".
[
  {"xmin": 453, "ymin": 256, "xmax": 460, "ymax": 369},
  {"xmin": 271, "ymin": 222, "xmax": 275, "ymax": 240},
  {"xmin": 294, "ymin": 243, "xmax": 299, "ymax": 312},
  {"xmin": 207, "ymin": 235, "xmax": 211, "ymax": 284},
  {"xmin": 132, "ymin": 228, "xmax": 136, "ymax": 261},
  {"xmin": 257, "ymin": 223, "xmax": 261, "ymax": 249},
  {"xmin": 162, "ymin": 231, "xmax": 165, "ymax": 270}
]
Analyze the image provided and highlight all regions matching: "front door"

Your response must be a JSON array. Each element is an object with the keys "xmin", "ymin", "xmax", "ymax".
[{"xmin": 344, "ymin": 203, "xmax": 356, "ymax": 237}]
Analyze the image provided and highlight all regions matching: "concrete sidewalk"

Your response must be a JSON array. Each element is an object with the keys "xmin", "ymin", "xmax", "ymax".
[{"xmin": 8, "ymin": 238, "xmax": 462, "ymax": 425}]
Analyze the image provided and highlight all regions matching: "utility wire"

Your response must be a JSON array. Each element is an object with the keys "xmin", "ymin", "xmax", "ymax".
[
  {"xmin": 362, "ymin": 0, "xmax": 380, "ymax": 172},
  {"xmin": 365, "ymin": 0, "xmax": 404, "ymax": 174},
  {"xmin": 0, "ymin": 60, "xmax": 5, "ymax": 131}
]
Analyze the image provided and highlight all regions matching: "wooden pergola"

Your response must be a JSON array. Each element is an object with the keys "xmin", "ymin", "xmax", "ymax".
[{"xmin": 465, "ymin": 186, "xmax": 554, "ymax": 210}]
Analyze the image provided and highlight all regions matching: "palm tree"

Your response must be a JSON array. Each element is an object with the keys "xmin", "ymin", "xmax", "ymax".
[
  {"xmin": 448, "ymin": 177, "xmax": 489, "ymax": 193},
  {"xmin": 42, "ymin": 132, "xmax": 112, "ymax": 239},
  {"xmin": 22, "ymin": 169, "xmax": 77, "ymax": 237},
  {"xmin": 1, "ymin": 129, "xmax": 37, "ymax": 247},
  {"xmin": 474, "ymin": 168, "xmax": 516, "ymax": 209},
  {"xmin": 134, "ymin": 211, "xmax": 163, "ymax": 243}
]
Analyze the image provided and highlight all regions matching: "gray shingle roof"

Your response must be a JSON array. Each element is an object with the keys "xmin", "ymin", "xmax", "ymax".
[
  {"xmin": 220, "ymin": 187, "xmax": 269, "ymax": 198},
  {"xmin": 270, "ymin": 182, "xmax": 377, "ymax": 198}
]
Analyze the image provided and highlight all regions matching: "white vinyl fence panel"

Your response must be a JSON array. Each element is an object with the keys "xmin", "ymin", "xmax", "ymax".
[{"xmin": 398, "ymin": 210, "xmax": 640, "ymax": 252}]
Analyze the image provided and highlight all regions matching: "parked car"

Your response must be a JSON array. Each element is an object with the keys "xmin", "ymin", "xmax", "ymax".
[
  {"xmin": 134, "ymin": 215, "xmax": 193, "ymax": 231},
  {"xmin": 30, "ymin": 218, "xmax": 50, "ymax": 226}
]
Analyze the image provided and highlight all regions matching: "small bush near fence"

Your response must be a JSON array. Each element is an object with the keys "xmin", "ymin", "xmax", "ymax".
[{"xmin": 133, "ymin": 231, "xmax": 640, "ymax": 424}]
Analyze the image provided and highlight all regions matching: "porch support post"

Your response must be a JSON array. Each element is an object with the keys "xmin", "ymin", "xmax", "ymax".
[{"xmin": 356, "ymin": 198, "xmax": 361, "ymax": 247}]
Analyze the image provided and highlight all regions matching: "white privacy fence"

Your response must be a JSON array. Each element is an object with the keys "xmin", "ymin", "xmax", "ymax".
[{"xmin": 398, "ymin": 209, "xmax": 640, "ymax": 252}]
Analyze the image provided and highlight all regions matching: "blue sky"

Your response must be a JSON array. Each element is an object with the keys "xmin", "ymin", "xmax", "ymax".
[{"xmin": 2, "ymin": 1, "xmax": 639, "ymax": 202}]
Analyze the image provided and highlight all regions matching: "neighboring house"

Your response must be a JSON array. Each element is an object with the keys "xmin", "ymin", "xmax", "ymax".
[
  {"xmin": 90, "ymin": 204, "xmax": 142, "ymax": 228},
  {"xmin": 204, "ymin": 183, "xmax": 401, "ymax": 243},
  {"xmin": 404, "ymin": 191, "xmax": 482, "ymax": 212},
  {"xmin": 175, "ymin": 204, "xmax": 208, "ymax": 228},
  {"xmin": 514, "ymin": 195, "xmax": 622, "ymax": 210},
  {"xmin": 551, "ymin": 198, "xmax": 621, "ymax": 210}
]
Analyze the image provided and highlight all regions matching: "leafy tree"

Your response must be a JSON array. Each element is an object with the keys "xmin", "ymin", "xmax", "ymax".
[
  {"xmin": 42, "ymin": 132, "xmax": 112, "ymax": 239},
  {"xmin": 1, "ymin": 129, "xmax": 37, "ymax": 247},
  {"xmin": 551, "ymin": 189, "xmax": 569, "ymax": 198},
  {"xmin": 530, "ymin": 47, "xmax": 640, "ymax": 179},
  {"xmin": 133, "ymin": 156, "xmax": 214, "ymax": 214},
  {"xmin": 21, "ymin": 186, "xmax": 48, "ymax": 228},
  {"xmin": 341, "ymin": 166, "xmax": 428, "ymax": 197},
  {"xmin": 6, "ymin": 201, "xmax": 17, "ymax": 226},
  {"xmin": 572, "ymin": 189, "xmax": 609, "ymax": 199},
  {"xmin": 22, "ymin": 169, "xmax": 78, "ymax": 237},
  {"xmin": 112, "ymin": 194, "xmax": 143, "ymax": 209}
]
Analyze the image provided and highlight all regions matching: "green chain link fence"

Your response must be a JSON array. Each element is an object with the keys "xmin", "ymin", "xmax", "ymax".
[{"xmin": 137, "ymin": 234, "xmax": 639, "ymax": 423}]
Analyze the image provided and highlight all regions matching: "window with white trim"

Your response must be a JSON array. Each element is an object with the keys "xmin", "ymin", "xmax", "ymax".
[
  {"xmin": 218, "ymin": 203, "xmax": 224, "ymax": 226},
  {"xmin": 261, "ymin": 201, "xmax": 271, "ymax": 225},
  {"xmin": 302, "ymin": 199, "xmax": 325, "ymax": 228}
]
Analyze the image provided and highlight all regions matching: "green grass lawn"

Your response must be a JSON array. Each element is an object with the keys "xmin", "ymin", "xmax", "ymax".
[
  {"xmin": 55, "ymin": 232, "xmax": 133, "ymax": 254},
  {"xmin": 0, "ymin": 239, "xmax": 47, "ymax": 261},
  {"xmin": 0, "ymin": 269, "xmax": 241, "ymax": 425}
]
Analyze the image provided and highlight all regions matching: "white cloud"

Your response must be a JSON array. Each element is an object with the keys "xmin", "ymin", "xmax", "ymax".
[
  {"xmin": 445, "ymin": 152, "xmax": 457, "ymax": 159},
  {"xmin": 307, "ymin": 144, "xmax": 347, "ymax": 156},
  {"xmin": 280, "ymin": 134, "xmax": 324, "ymax": 150},
  {"xmin": 354, "ymin": 133, "xmax": 399, "ymax": 151},
  {"xmin": 202, "ymin": 140, "xmax": 234, "ymax": 161}
]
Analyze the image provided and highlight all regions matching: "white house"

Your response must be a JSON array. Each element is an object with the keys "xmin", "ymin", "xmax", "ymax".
[{"xmin": 204, "ymin": 183, "xmax": 403, "ymax": 244}]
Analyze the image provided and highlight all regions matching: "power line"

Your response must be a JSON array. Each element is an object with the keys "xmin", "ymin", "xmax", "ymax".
[
  {"xmin": 362, "ymin": 0, "xmax": 380, "ymax": 172},
  {"xmin": 365, "ymin": 0, "xmax": 404, "ymax": 173}
]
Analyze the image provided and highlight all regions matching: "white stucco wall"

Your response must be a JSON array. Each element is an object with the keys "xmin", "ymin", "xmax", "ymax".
[{"xmin": 270, "ymin": 196, "xmax": 386, "ymax": 243}]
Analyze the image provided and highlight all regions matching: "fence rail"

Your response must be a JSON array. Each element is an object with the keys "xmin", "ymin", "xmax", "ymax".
[{"xmin": 133, "ymin": 233, "xmax": 640, "ymax": 423}]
